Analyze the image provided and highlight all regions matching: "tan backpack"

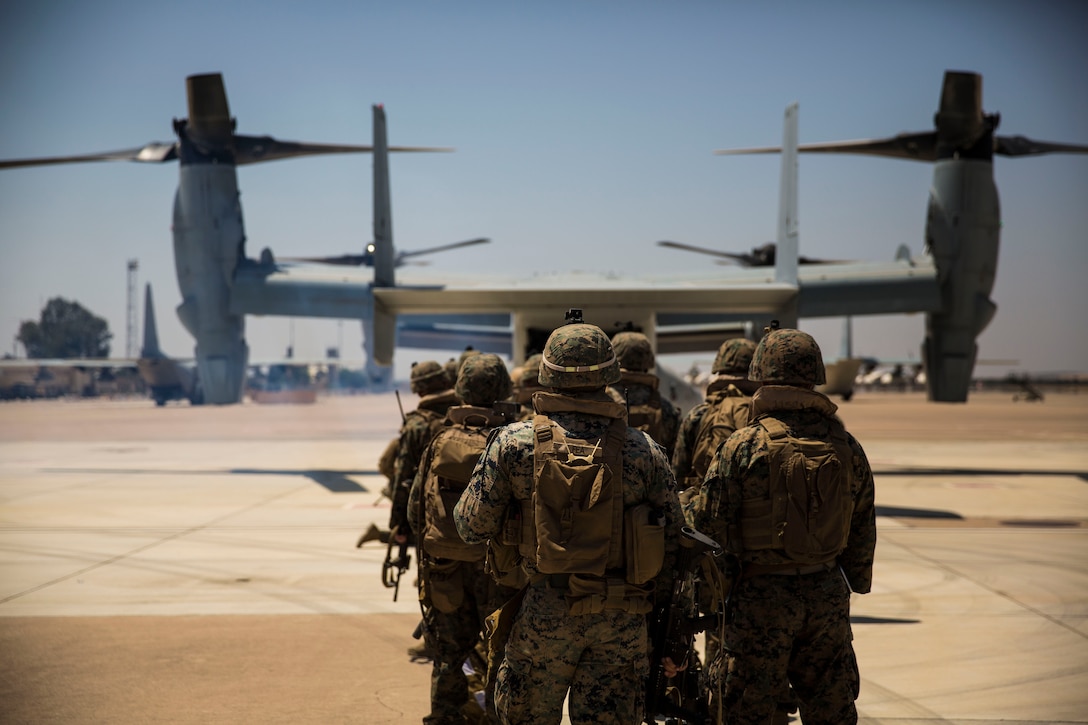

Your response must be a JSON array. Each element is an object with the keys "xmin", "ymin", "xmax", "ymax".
[
  {"xmin": 739, "ymin": 416, "xmax": 855, "ymax": 565},
  {"xmin": 689, "ymin": 386, "xmax": 751, "ymax": 486},
  {"xmin": 420, "ymin": 408, "xmax": 506, "ymax": 562}
]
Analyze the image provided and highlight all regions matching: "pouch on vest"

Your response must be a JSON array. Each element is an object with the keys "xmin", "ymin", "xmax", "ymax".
[
  {"xmin": 532, "ymin": 415, "xmax": 625, "ymax": 577},
  {"xmin": 624, "ymin": 503, "xmax": 665, "ymax": 585},
  {"xmin": 425, "ymin": 557, "xmax": 466, "ymax": 613},
  {"xmin": 740, "ymin": 416, "xmax": 855, "ymax": 565},
  {"xmin": 566, "ymin": 574, "xmax": 654, "ymax": 615},
  {"xmin": 487, "ymin": 501, "xmax": 528, "ymax": 588}
]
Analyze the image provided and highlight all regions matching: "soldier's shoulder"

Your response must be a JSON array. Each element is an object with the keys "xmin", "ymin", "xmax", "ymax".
[
  {"xmin": 623, "ymin": 426, "xmax": 668, "ymax": 460},
  {"xmin": 681, "ymin": 401, "xmax": 709, "ymax": 424},
  {"xmin": 491, "ymin": 419, "xmax": 534, "ymax": 446},
  {"xmin": 724, "ymin": 421, "xmax": 766, "ymax": 450}
]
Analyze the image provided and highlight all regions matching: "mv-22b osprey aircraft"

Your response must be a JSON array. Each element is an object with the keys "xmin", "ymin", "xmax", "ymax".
[{"xmin": 2, "ymin": 70, "xmax": 1084, "ymax": 404}]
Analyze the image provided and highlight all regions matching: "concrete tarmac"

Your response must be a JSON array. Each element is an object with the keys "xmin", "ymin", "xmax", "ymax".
[{"xmin": 1, "ymin": 391, "xmax": 1086, "ymax": 724}]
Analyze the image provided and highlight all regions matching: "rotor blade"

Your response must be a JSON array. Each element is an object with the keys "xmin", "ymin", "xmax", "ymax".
[
  {"xmin": 657, "ymin": 241, "xmax": 752, "ymax": 265},
  {"xmin": 995, "ymin": 135, "xmax": 1088, "ymax": 157},
  {"xmin": 234, "ymin": 135, "xmax": 454, "ymax": 165},
  {"xmin": 0, "ymin": 142, "xmax": 178, "ymax": 169},
  {"xmin": 396, "ymin": 237, "xmax": 491, "ymax": 259},
  {"xmin": 278, "ymin": 254, "xmax": 369, "ymax": 266},
  {"xmin": 715, "ymin": 131, "xmax": 939, "ymax": 162}
]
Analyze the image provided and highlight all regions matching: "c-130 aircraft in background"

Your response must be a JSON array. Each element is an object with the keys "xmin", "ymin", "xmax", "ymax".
[{"xmin": 3, "ymin": 70, "xmax": 1084, "ymax": 404}]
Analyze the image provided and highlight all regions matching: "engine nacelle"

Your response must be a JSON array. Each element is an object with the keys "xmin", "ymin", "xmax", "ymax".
[
  {"xmin": 922, "ymin": 158, "xmax": 1000, "ymax": 402},
  {"xmin": 173, "ymin": 162, "xmax": 249, "ymax": 404}
]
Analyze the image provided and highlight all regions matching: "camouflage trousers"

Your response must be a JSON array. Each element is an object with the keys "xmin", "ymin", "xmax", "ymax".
[
  {"xmin": 422, "ymin": 559, "xmax": 517, "ymax": 725},
  {"xmin": 717, "ymin": 568, "xmax": 859, "ymax": 725},
  {"xmin": 494, "ymin": 583, "xmax": 648, "ymax": 725}
]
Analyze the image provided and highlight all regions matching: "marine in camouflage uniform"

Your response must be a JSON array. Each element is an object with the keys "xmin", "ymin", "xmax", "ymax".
[
  {"xmin": 606, "ymin": 331, "xmax": 681, "ymax": 455},
  {"xmin": 408, "ymin": 354, "xmax": 519, "ymax": 725},
  {"xmin": 389, "ymin": 360, "xmax": 460, "ymax": 535},
  {"xmin": 672, "ymin": 338, "xmax": 759, "ymax": 496},
  {"xmin": 671, "ymin": 337, "xmax": 758, "ymax": 687},
  {"xmin": 454, "ymin": 321, "xmax": 684, "ymax": 725},
  {"xmin": 690, "ymin": 328, "xmax": 876, "ymax": 725}
]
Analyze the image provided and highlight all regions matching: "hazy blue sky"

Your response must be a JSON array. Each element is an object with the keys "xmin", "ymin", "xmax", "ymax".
[{"xmin": 2, "ymin": 0, "xmax": 1086, "ymax": 377}]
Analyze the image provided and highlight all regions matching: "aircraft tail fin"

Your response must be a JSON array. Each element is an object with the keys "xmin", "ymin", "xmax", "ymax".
[
  {"xmin": 365, "ymin": 104, "xmax": 396, "ymax": 387},
  {"xmin": 141, "ymin": 284, "xmax": 163, "ymax": 359},
  {"xmin": 775, "ymin": 103, "xmax": 800, "ymax": 288},
  {"xmin": 372, "ymin": 104, "xmax": 395, "ymax": 289}
]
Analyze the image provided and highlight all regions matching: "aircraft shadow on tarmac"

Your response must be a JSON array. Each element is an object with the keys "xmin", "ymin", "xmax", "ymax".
[
  {"xmin": 850, "ymin": 615, "xmax": 920, "ymax": 625},
  {"xmin": 229, "ymin": 468, "xmax": 373, "ymax": 493},
  {"xmin": 875, "ymin": 467, "xmax": 1088, "ymax": 482},
  {"xmin": 43, "ymin": 467, "xmax": 377, "ymax": 493},
  {"xmin": 874, "ymin": 505, "xmax": 962, "ymax": 520}
]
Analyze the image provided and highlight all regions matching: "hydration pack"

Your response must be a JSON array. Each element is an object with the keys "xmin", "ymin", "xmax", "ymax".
[
  {"xmin": 739, "ymin": 416, "xmax": 855, "ymax": 565},
  {"xmin": 531, "ymin": 414, "xmax": 627, "ymax": 576}
]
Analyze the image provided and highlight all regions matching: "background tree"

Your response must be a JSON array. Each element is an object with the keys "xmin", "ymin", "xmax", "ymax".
[{"xmin": 17, "ymin": 298, "xmax": 112, "ymax": 358}]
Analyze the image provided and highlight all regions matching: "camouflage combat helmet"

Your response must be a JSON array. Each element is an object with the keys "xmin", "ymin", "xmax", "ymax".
[
  {"xmin": 539, "ymin": 323, "xmax": 621, "ymax": 390},
  {"xmin": 455, "ymin": 353, "xmax": 512, "ymax": 406},
  {"xmin": 457, "ymin": 346, "xmax": 480, "ymax": 374},
  {"xmin": 749, "ymin": 328, "xmax": 826, "ymax": 386},
  {"xmin": 410, "ymin": 360, "xmax": 450, "ymax": 395},
  {"xmin": 518, "ymin": 353, "xmax": 543, "ymax": 387},
  {"xmin": 443, "ymin": 358, "xmax": 459, "ymax": 387},
  {"xmin": 713, "ymin": 338, "xmax": 757, "ymax": 375},
  {"xmin": 611, "ymin": 331, "xmax": 655, "ymax": 372}
]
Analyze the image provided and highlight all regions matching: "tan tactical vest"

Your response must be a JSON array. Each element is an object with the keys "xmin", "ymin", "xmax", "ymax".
[{"xmin": 738, "ymin": 416, "xmax": 855, "ymax": 565}]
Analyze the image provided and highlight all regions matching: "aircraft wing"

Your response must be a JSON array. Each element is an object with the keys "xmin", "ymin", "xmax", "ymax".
[
  {"xmin": 231, "ymin": 256, "xmax": 939, "ymax": 358},
  {"xmin": 373, "ymin": 278, "xmax": 796, "ymax": 316}
]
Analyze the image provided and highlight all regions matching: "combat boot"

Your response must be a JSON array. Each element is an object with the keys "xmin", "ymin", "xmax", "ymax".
[
  {"xmin": 407, "ymin": 640, "xmax": 436, "ymax": 662},
  {"xmin": 355, "ymin": 523, "xmax": 390, "ymax": 547}
]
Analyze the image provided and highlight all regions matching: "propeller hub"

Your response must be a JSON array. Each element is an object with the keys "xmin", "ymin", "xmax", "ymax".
[
  {"xmin": 186, "ymin": 74, "xmax": 234, "ymax": 145},
  {"xmin": 934, "ymin": 71, "xmax": 986, "ymax": 149}
]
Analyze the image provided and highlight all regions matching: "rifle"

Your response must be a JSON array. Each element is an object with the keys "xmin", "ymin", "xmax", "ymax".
[
  {"xmin": 644, "ymin": 526, "xmax": 724, "ymax": 725},
  {"xmin": 395, "ymin": 389, "xmax": 407, "ymax": 424},
  {"xmin": 382, "ymin": 525, "xmax": 412, "ymax": 601}
]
